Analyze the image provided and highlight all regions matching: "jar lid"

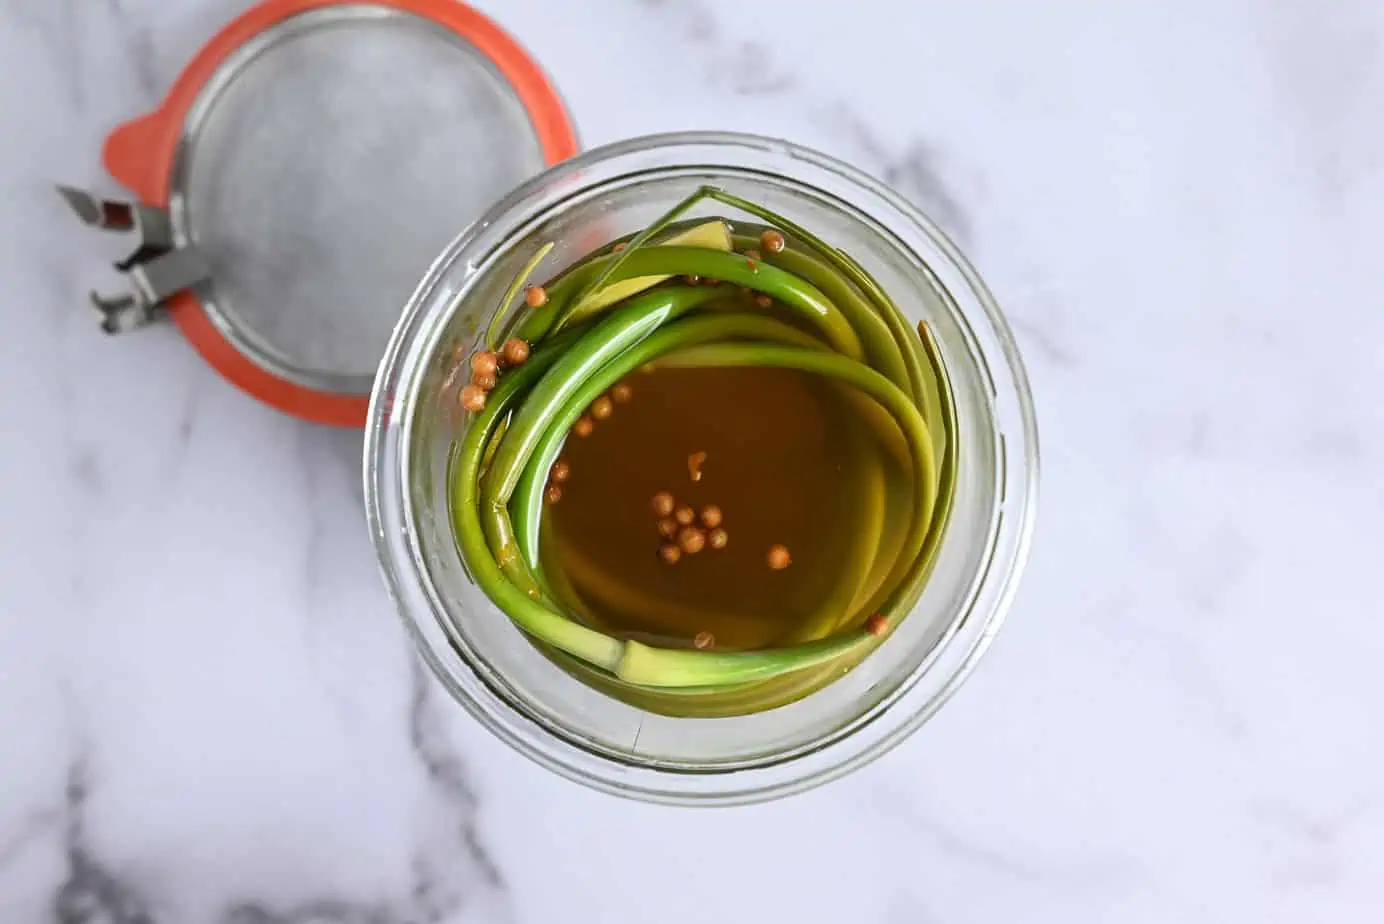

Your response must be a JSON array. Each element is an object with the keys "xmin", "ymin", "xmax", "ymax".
[{"xmin": 60, "ymin": 0, "xmax": 577, "ymax": 426}]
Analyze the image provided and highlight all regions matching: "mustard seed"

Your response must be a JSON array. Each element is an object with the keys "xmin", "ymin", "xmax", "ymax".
[
  {"xmin": 550, "ymin": 459, "xmax": 571, "ymax": 483},
  {"xmin": 700, "ymin": 505, "xmax": 722, "ymax": 528},
  {"xmin": 678, "ymin": 527, "xmax": 707, "ymax": 555},
  {"xmin": 502, "ymin": 338, "xmax": 531, "ymax": 366},
  {"xmin": 674, "ymin": 505, "xmax": 695, "ymax": 527},
  {"xmin": 708, "ymin": 527, "xmax": 728, "ymax": 550},
  {"xmin": 652, "ymin": 492, "xmax": 676, "ymax": 517},
  {"xmin": 470, "ymin": 350, "xmax": 499, "ymax": 377},
  {"xmin": 767, "ymin": 544, "xmax": 792, "ymax": 570},
  {"xmin": 659, "ymin": 544, "xmax": 682, "ymax": 565},
  {"xmin": 657, "ymin": 517, "xmax": 680, "ymax": 540},
  {"xmin": 524, "ymin": 285, "xmax": 548, "ymax": 308},
  {"xmin": 760, "ymin": 229, "xmax": 786, "ymax": 254},
  {"xmin": 545, "ymin": 484, "xmax": 562, "ymax": 504},
  {"xmin": 694, "ymin": 631, "xmax": 714, "ymax": 650},
  {"xmin": 591, "ymin": 395, "xmax": 614, "ymax": 420},
  {"xmin": 459, "ymin": 384, "xmax": 486, "ymax": 413},
  {"xmin": 612, "ymin": 383, "xmax": 633, "ymax": 404},
  {"xmin": 866, "ymin": 613, "xmax": 888, "ymax": 637},
  {"xmin": 574, "ymin": 416, "xmax": 594, "ymax": 438}
]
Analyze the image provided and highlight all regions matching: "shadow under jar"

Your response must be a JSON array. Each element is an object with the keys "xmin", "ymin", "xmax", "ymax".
[{"xmin": 365, "ymin": 132, "xmax": 1038, "ymax": 805}]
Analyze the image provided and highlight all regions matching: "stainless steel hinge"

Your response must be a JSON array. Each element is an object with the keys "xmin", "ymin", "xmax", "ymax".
[{"xmin": 58, "ymin": 186, "xmax": 211, "ymax": 334}]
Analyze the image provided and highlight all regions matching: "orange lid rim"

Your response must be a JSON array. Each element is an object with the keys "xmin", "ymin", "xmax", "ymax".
[{"xmin": 102, "ymin": 0, "xmax": 579, "ymax": 428}]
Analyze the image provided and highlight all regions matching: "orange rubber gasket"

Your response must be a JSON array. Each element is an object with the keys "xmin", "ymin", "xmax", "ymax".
[{"xmin": 102, "ymin": 0, "xmax": 578, "ymax": 427}]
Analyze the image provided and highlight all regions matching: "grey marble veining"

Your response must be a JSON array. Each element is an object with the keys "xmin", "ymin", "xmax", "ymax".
[{"xmin": 2, "ymin": 0, "xmax": 1383, "ymax": 922}]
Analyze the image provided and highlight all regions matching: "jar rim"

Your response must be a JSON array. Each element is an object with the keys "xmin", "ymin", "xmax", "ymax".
[{"xmin": 364, "ymin": 131, "xmax": 1039, "ymax": 805}]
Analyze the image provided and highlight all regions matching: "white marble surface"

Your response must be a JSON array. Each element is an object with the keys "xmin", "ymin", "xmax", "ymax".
[{"xmin": 3, "ymin": 0, "xmax": 1383, "ymax": 921}]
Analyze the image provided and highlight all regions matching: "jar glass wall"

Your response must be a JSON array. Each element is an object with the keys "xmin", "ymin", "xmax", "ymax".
[{"xmin": 365, "ymin": 132, "xmax": 1038, "ymax": 805}]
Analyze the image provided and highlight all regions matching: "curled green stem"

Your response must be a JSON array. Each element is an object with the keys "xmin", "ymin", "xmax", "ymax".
[{"xmin": 448, "ymin": 187, "xmax": 958, "ymax": 700}]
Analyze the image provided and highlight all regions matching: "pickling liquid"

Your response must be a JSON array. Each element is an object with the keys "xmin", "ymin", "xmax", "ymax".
[
  {"xmin": 447, "ymin": 200, "xmax": 954, "ymax": 715},
  {"xmin": 542, "ymin": 359, "xmax": 915, "ymax": 652}
]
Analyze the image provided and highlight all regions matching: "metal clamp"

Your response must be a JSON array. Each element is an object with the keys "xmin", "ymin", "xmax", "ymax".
[{"xmin": 58, "ymin": 186, "xmax": 211, "ymax": 334}]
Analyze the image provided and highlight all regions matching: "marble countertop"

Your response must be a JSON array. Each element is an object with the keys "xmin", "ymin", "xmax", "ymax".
[{"xmin": 3, "ymin": 0, "xmax": 1382, "ymax": 921}]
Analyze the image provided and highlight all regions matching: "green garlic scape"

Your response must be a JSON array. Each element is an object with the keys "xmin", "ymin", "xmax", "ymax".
[{"xmin": 448, "ymin": 186, "xmax": 958, "ymax": 712}]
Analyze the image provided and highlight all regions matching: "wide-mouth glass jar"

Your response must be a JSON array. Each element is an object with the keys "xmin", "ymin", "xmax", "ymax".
[{"xmin": 365, "ymin": 132, "xmax": 1038, "ymax": 805}]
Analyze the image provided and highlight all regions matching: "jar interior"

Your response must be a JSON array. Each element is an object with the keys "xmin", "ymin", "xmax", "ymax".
[{"xmin": 397, "ymin": 166, "xmax": 1005, "ymax": 770}]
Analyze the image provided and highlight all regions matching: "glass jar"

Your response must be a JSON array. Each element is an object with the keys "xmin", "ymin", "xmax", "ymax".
[{"xmin": 364, "ymin": 132, "xmax": 1038, "ymax": 805}]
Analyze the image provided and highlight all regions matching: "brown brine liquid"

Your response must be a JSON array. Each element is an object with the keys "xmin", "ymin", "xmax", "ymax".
[{"xmin": 542, "ymin": 360, "xmax": 915, "ymax": 652}]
